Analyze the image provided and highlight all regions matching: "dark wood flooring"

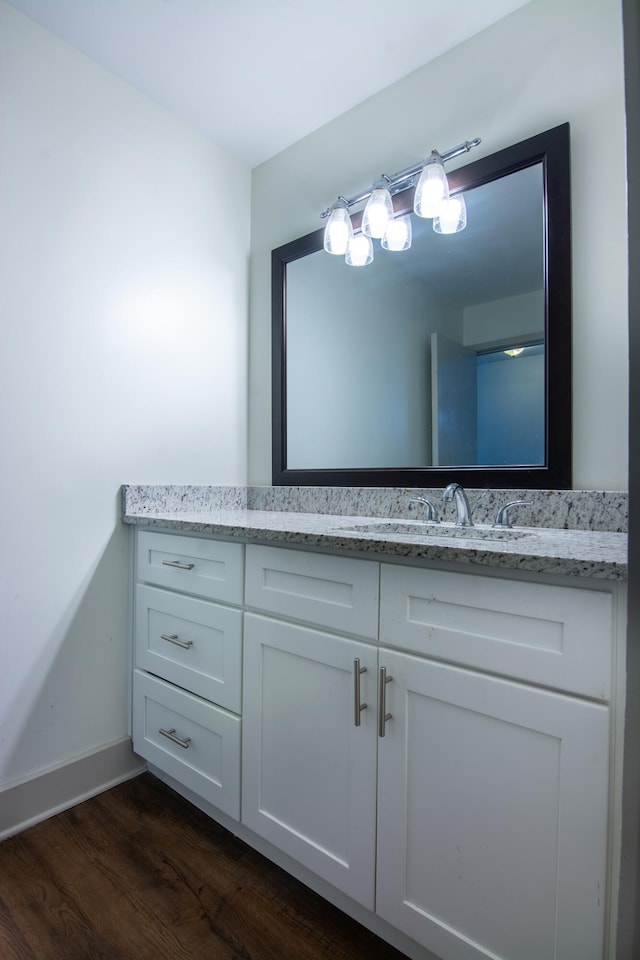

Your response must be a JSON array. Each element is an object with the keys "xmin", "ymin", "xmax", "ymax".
[{"xmin": 0, "ymin": 772, "xmax": 407, "ymax": 960}]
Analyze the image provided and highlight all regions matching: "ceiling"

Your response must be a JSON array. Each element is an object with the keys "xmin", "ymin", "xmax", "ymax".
[{"xmin": 7, "ymin": 0, "xmax": 531, "ymax": 167}]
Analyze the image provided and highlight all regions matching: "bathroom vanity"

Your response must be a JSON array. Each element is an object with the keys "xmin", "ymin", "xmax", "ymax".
[{"xmin": 124, "ymin": 486, "xmax": 627, "ymax": 960}]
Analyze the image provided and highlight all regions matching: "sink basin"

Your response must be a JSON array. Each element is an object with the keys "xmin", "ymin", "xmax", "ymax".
[{"xmin": 334, "ymin": 521, "xmax": 532, "ymax": 542}]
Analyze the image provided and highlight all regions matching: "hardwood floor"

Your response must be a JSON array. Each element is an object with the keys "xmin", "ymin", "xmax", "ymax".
[{"xmin": 0, "ymin": 773, "xmax": 407, "ymax": 960}]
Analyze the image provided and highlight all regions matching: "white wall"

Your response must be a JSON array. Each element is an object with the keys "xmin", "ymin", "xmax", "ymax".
[
  {"xmin": 249, "ymin": 0, "xmax": 628, "ymax": 489},
  {"xmin": 0, "ymin": 3, "xmax": 250, "ymax": 788}
]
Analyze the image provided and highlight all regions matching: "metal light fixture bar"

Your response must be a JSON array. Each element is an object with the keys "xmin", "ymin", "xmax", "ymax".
[{"xmin": 320, "ymin": 138, "xmax": 481, "ymax": 219}]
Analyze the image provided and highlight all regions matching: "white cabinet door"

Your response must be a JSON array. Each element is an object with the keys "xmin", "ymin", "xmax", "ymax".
[
  {"xmin": 242, "ymin": 613, "xmax": 378, "ymax": 909},
  {"xmin": 376, "ymin": 650, "xmax": 610, "ymax": 960}
]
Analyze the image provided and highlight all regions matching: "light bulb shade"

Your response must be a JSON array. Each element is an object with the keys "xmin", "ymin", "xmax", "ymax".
[
  {"xmin": 345, "ymin": 233, "xmax": 374, "ymax": 267},
  {"xmin": 414, "ymin": 156, "xmax": 449, "ymax": 218},
  {"xmin": 381, "ymin": 214, "xmax": 412, "ymax": 251},
  {"xmin": 361, "ymin": 181, "xmax": 394, "ymax": 238},
  {"xmin": 324, "ymin": 204, "xmax": 353, "ymax": 255},
  {"xmin": 433, "ymin": 194, "xmax": 467, "ymax": 234}
]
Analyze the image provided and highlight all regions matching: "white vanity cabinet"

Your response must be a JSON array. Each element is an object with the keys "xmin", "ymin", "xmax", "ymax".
[
  {"xmin": 132, "ymin": 531, "xmax": 244, "ymax": 818},
  {"xmin": 130, "ymin": 531, "xmax": 622, "ymax": 960}
]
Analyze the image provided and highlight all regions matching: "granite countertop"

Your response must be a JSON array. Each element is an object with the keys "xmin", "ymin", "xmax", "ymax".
[{"xmin": 122, "ymin": 493, "xmax": 628, "ymax": 581}]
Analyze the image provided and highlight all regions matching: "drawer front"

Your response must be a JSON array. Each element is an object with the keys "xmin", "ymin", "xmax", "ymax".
[
  {"xmin": 133, "ymin": 670, "xmax": 241, "ymax": 818},
  {"xmin": 135, "ymin": 585, "xmax": 242, "ymax": 713},
  {"xmin": 245, "ymin": 544, "xmax": 379, "ymax": 640},
  {"xmin": 136, "ymin": 531, "xmax": 244, "ymax": 603},
  {"xmin": 380, "ymin": 564, "xmax": 613, "ymax": 700}
]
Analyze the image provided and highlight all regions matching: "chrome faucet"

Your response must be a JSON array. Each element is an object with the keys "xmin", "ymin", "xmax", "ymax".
[
  {"xmin": 442, "ymin": 483, "xmax": 474, "ymax": 527},
  {"xmin": 493, "ymin": 499, "xmax": 533, "ymax": 529},
  {"xmin": 409, "ymin": 496, "xmax": 440, "ymax": 524}
]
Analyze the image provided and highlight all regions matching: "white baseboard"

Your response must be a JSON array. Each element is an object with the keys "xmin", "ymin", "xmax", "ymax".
[{"xmin": 0, "ymin": 738, "xmax": 146, "ymax": 840}]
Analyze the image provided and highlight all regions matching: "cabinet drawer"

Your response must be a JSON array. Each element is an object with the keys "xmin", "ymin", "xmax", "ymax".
[
  {"xmin": 136, "ymin": 531, "xmax": 243, "ymax": 603},
  {"xmin": 380, "ymin": 564, "xmax": 613, "ymax": 699},
  {"xmin": 245, "ymin": 544, "xmax": 379, "ymax": 640},
  {"xmin": 135, "ymin": 585, "xmax": 242, "ymax": 713},
  {"xmin": 133, "ymin": 670, "xmax": 240, "ymax": 818}
]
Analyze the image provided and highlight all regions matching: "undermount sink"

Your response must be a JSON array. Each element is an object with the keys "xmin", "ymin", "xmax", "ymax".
[{"xmin": 334, "ymin": 521, "xmax": 533, "ymax": 542}]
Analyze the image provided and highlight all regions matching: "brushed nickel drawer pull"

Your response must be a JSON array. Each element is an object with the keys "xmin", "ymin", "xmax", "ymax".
[
  {"xmin": 159, "ymin": 727, "xmax": 191, "ymax": 749},
  {"xmin": 161, "ymin": 633, "xmax": 193, "ymax": 650},
  {"xmin": 162, "ymin": 559, "xmax": 195, "ymax": 570},
  {"xmin": 378, "ymin": 666, "xmax": 393, "ymax": 738},
  {"xmin": 353, "ymin": 658, "xmax": 368, "ymax": 727}
]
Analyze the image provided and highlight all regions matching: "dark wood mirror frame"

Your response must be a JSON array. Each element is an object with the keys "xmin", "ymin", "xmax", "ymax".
[{"xmin": 272, "ymin": 123, "xmax": 571, "ymax": 489}]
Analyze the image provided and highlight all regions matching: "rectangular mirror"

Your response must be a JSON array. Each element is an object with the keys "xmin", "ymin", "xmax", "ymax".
[{"xmin": 272, "ymin": 124, "xmax": 571, "ymax": 488}]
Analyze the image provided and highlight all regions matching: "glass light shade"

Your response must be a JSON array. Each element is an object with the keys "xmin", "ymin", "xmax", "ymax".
[
  {"xmin": 324, "ymin": 204, "xmax": 353, "ymax": 255},
  {"xmin": 433, "ymin": 194, "xmax": 467, "ymax": 234},
  {"xmin": 381, "ymin": 214, "xmax": 412, "ymax": 251},
  {"xmin": 361, "ymin": 181, "xmax": 394, "ymax": 238},
  {"xmin": 345, "ymin": 233, "xmax": 374, "ymax": 266},
  {"xmin": 414, "ymin": 156, "xmax": 449, "ymax": 218},
  {"xmin": 504, "ymin": 347, "xmax": 525, "ymax": 357}
]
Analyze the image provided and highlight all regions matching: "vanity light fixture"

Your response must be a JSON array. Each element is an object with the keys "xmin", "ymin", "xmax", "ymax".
[
  {"xmin": 433, "ymin": 194, "xmax": 467, "ymax": 234},
  {"xmin": 321, "ymin": 137, "xmax": 480, "ymax": 265}
]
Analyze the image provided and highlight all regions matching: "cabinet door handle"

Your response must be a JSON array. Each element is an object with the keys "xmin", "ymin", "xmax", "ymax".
[
  {"xmin": 161, "ymin": 559, "xmax": 195, "ymax": 571},
  {"xmin": 378, "ymin": 666, "xmax": 393, "ymax": 738},
  {"xmin": 159, "ymin": 727, "xmax": 191, "ymax": 749},
  {"xmin": 353, "ymin": 658, "xmax": 368, "ymax": 727},
  {"xmin": 160, "ymin": 633, "xmax": 193, "ymax": 650}
]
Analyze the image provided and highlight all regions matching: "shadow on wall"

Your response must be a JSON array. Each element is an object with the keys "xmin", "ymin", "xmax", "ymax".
[{"xmin": 0, "ymin": 511, "xmax": 132, "ymax": 790}]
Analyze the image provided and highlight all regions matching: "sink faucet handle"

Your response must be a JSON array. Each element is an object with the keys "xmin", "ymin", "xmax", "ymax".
[
  {"xmin": 409, "ymin": 496, "xmax": 440, "ymax": 524},
  {"xmin": 493, "ymin": 499, "xmax": 534, "ymax": 529}
]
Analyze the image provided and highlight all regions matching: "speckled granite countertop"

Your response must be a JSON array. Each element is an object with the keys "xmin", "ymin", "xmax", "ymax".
[{"xmin": 122, "ymin": 486, "xmax": 628, "ymax": 581}]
